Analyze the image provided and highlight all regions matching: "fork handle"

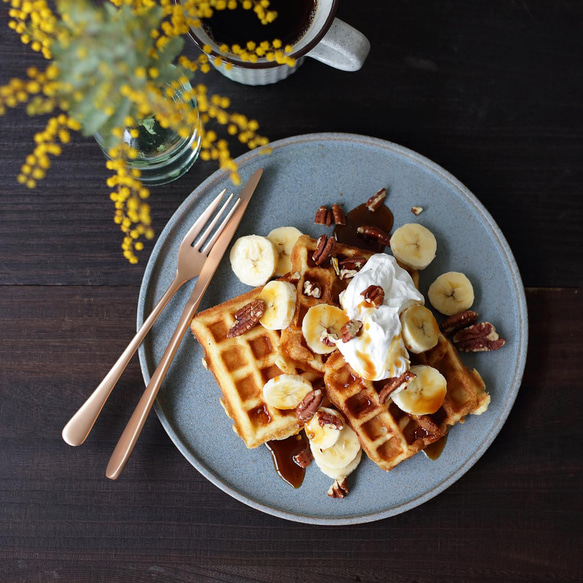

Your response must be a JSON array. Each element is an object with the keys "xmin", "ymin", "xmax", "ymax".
[
  {"xmin": 105, "ymin": 289, "xmax": 200, "ymax": 480},
  {"xmin": 61, "ymin": 277, "xmax": 184, "ymax": 447}
]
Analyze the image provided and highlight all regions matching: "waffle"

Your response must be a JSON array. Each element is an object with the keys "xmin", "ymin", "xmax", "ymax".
[
  {"xmin": 190, "ymin": 287, "xmax": 301, "ymax": 448},
  {"xmin": 323, "ymin": 333, "xmax": 490, "ymax": 471},
  {"xmin": 280, "ymin": 235, "xmax": 375, "ymax": 375}
]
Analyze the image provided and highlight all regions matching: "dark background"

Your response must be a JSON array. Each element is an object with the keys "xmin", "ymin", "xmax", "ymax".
[{"xmin": 1, "ymin": 1, "xmax": 581, "ymax": 582}]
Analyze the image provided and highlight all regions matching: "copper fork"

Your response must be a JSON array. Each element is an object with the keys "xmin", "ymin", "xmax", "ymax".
[{"xmin": 62, "ymin": 188, "xmax": 235, "ymax": 447}]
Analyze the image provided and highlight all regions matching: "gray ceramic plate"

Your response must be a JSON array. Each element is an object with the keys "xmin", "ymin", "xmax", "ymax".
[{"xmin": 137, "ymin": 133, "xmax": 527, "ymax": 525}]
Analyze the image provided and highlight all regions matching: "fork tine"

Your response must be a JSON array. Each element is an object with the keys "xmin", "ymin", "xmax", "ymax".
[
  {"xmin": 180, "ymin": 188, "xmax": 227, "ymax": 250},
  {"xmin": 193, "ymin": 192, "xmax": 235, "ymax": 251},
  {"xmin": 200, "ymin": 196, "xmax": 241, "ymax": 255}
]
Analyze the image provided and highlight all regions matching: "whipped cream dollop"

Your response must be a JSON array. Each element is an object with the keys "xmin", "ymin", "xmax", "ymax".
[{"xmin": 337, "ymin": 254, "xmax": 424, "ymax": 381}]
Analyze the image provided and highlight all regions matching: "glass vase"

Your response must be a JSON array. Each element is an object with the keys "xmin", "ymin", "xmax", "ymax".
[{"xmin": 95, "ymin": 83, "xmax": 201, "ymax": 186}]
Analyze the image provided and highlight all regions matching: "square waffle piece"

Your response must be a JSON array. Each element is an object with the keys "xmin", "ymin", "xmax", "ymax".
[
  {"xmin": 190, "ymin": 288, "xmax": 301, "ymax": 448},
  {"xmin": 323, "ymin": 333, "xmax": 490, "ymax": 472}
]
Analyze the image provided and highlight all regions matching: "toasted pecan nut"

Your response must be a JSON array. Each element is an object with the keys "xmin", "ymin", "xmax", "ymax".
[
  {"xmin": 378, "ymin": 371, "xmax": 416, "ymax": 404},
  {"xmin": 318, "ymin": 411, "xmax": 344, "ymax": 430},
  {"xmin": 227, "ymin": 299, "xmax": 266, "ymax": 338},
  {"xmin": 332, "ymin": 203, "xmax": 346, "ymax": 225},
  {"xmin": 303, "ymin": 280, "xmax": 322, "ymax": 298},
  {"xmin": 361, "ymin": 284, "xmax": 385, "ymax": 307},
  {"xmin": 292, "ymin": 449, "xmax": 312, "ymax": 469},
  {"xmin": 296, "ymin": 389, "xmax": 324, "ymax": 422},
  {"xmin": 312, "ymin": 234, "xmax": 337, "ymax": 266},
  {"xmin": 456, "ymin": 337, "xmax": 506, "ymax": 352},
  {"xmin": 440, "ymin": 310, "xmax": 479, "ymax": 335},
  {"xmin": 314, "ymin": 205, "xmax": 333, "ymax": 226},
  {"xmin": 453, "ymin": 321, "xmax": 497, "ymax": 343},
  {"xmin": 338, "ymin": 256, "xmax": 367, "ymax": 280},
  {"xmin": 366, "ymin": 188, "xmax": 387, "ymax": 212},
  {"xmin": 340, "ymin": 318, "xmax": 363, "ymax": 342},
  {"xmin": 357, "ymin": 225, "xmax": 391, "ymax": 246},
  {"xmin": 327, "ymin": 477, "xmax": 350, "ymax": 498}
]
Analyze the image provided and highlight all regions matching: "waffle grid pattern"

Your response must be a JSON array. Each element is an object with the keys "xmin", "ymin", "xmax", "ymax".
[{"xmin": 191, "ymin": 288, "xmax": 300, "ymax": 448}]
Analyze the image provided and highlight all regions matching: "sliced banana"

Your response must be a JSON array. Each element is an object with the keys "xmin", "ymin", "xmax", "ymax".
[
  {"xmin": 258, "ymin": 280, "xmax": 297, "ymax": 330},
  {"xmin": 310, "ymin": 423, "xmax": 361, "ymax": 470},
  {"xmin": 428, "ymin": 271, "xmax": 475, "ymax": 316},
  {"xmin": 230, "ymin": 235, "xmax": 278, "ymax": 287},
  {"xmin": 390, "ymin": 223, "xmax": 437, "ymax": 270},
  {"xmin": 305, "ymin": 407, "xmax": 343, "ymax": 449},
  {"xmin": 262, "ymin": 374, "xmax": 313, "ymax": 410},
  {"xmin": 301, "ymin": 304, "xmax": 349, "ymax": 355},
  {"xmin": 400, "ymin": 305, "xmax": 440, "ymax": 354},
  {"xmin": 267, "ymin": 226, "xmax": 303, "ymax": 276},
  {"xmin": 391, "ymin": 364, "xmax": 447, "ymax": 415},
  {"xmin": 317, "ymin": 449, "xmax": 362, "ymax": 480}
]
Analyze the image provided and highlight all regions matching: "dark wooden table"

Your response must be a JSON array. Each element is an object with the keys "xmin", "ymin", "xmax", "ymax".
[{"xmin": 1, "ymin": 1, "xmax": 582, "ymax": 581}]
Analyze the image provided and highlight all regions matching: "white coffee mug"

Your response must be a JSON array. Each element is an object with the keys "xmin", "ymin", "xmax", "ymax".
[{"xmin": 185, "ymin": 0, "xmax": 371, "ymax": 86}]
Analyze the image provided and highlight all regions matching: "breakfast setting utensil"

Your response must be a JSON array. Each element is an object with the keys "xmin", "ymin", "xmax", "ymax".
[
  {"xmin": 105, "ymin": 167, "xmax": 263, "ymax": 480},
  {"xmin": 62, "ymin": 186, "xmax": 239, "ymax": 447}
]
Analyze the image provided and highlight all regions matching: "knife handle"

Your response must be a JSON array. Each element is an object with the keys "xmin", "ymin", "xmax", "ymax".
[{"xmin": 105, "ymin": 286, "xmax": 202, "ymax": 480}]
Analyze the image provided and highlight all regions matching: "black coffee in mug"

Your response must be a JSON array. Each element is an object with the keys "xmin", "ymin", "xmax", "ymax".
[{"xmin": 202, "ymin": 0, "xmax": 317, "ymax": 48}]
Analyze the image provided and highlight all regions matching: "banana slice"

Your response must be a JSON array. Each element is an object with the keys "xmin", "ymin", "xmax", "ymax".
[
  {"xmin": 267, "ymin": 226, "xmax": 303, "ymax": 276},
  {"xmin": 317, "ymin": 449, "xmax": 362, "ymax": 480},
  {"xmin": 230, "ymin": 235, "xmax": 278, "ymax": 287},
  {"xmin": 390, "ymin": 223, "xmax": 437, "ymax": 270},
  {"xmin": 428, "ymin": 271, "xmax": 475, "ymax": 316},
  {"xmin": 391, "ymin": 364, "xmax": 447, "ymax": 415},
  {"xmin": 400, "ymin": 305, "xmax": 440, "ymax": 354},
  {"xmin": 305, "ymin": 407, "xmax": 343, "ymax": 449},
  {"xmin": 310, "ymin": 423, "xmax": 361, "ymax": 469},
  {"xmin": 301, "ymin": 304, "xmax": 349, "ymax": 355},
  {"xmin": 262, "ymin": 374, "xmax": 313, "ymax": 410},
  {"xmin": 258, "ymin": 280, "xmax": 297, "ymax": 330}
]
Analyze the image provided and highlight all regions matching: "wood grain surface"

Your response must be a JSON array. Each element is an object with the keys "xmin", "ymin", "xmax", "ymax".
[{"xmin": 1, "ymin": 1, "xmax": 582, "ymax": 582}]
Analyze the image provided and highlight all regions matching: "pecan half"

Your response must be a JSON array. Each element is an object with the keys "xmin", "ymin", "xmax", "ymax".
[
  {"xmin": 440, "ymin": 310, "xmax": 479, "ymax": 335},
  {"xmin": 411, "ymin": 206, "xmax": 424, "ymax": 216},
  {"xmin": 357, "ymin": 225, "xmax": 391, "ymax": 246},
  {"xmin": 227, "ymin": 299, "xmax": 266, "ymax": 338},
  {"xmin": 378, "ymin": 371, "xmax": 416, "ymax": 404},
  {"xmin": 456, "ymin": 337, "xmax": 506, "ymax": 352},
  {"xmin": 318, "ymin": 410, "xmax": 344, "ymax": 430},
  {"xmin": 327, "ymin": 477, "xmax": 350, "ymax": 498},
  {"xmin": 341, "ymin": 318, "xmax": 363, "ymax": 342},
  {"xmin": 293, "ymin": 448, "xmax": 312, "ymax": 469},
  {"xmin": 338, "ymin": 256, "xmax": 367, "ymax": 280},
  {"xmin": 296, "ymin": 389, "xmax": 324, "ymax": 422},
  {"xmin": 361, "ymin": 284, "xmax": 385, "ymax": 307},
  {"xmin": 332, "ymin": 203, "xmax": 346, "ymax": 225},
  {"xmin": 303, "ymin": 280, "xmax": 322, "ymax": 298},
  {"xmin": 312, "ymin": 234, "xmax": 337, "ymax": 266},
  {"xmin": 314, "ymin": 205, "xmax": 333, "ymax": 226},
  {"xmin": 366, "ymin": 187, "xmax": 387, "ymax": 212},
  {"xmin": 453, "ymin": 321, "xmax": 506, "ymax": 352}
]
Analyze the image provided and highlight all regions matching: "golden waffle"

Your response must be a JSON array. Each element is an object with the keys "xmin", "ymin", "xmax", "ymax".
[
  {"xmin": 190, "ymin": 288, "xmax": 301, "ymax": 448},
  {"xmin": 280, "ymin": 235, "xmax": 375, "ymax": 375},
  {"xmin": 324, "ymin": 333, "xmax": 490, "ymax": 471}
]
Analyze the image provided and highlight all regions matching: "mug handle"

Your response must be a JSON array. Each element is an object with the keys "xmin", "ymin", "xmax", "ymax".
[{"xmin": 306, "ymin": 18, "xmax": 371, "ymax": 72}]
